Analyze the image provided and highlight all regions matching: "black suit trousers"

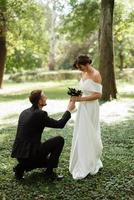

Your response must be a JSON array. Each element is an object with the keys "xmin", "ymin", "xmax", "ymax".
[{"xmin": 17, "ymin": 136, "xmax": 64, "ymax": 171}]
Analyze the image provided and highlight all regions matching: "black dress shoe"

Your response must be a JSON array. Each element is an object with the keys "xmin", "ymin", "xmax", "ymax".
[
  {"xmin": 13, "ymin": 166, "xmax": 25, "ymax": 180},
  {"xmin": 44, "ymin": 171, "xmax": 64, "ymax": 181}
]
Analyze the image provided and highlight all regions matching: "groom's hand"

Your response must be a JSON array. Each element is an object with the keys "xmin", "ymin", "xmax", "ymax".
[{"xmin": 67, "ymin": 100, "xmax": 75, "ymax": 112}]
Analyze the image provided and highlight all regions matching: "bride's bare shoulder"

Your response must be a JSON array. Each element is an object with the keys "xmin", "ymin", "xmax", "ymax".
[{"xmin": 94, "ymin": 69, "xmax": 102, "ymax": 84}]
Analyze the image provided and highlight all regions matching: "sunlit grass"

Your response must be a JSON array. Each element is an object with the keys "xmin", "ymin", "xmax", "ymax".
[
  {"xmin": 0, "ymin": 78, "xmax": 134, "ymax": 127},
  {"xmin": 0, "ymin": 114, "xmax": 19, "ymax": 130},
  {"xmin": 0, "ymin": 80, "xmax": 78, "ymax": 102},
  {"xmin": 0, "ymin": 78, "xmax": 134, "ymax": 199},
  {"xmin": 0, "ymin": 116, "xmax": 134, "ymax": 200},
  {"xmin": 117, "ymin": 79, "xmax": 134, "ymax": 99},
  {"xmin": 1, "ymin": 80, "xmax": 78, "ymax": 93}
]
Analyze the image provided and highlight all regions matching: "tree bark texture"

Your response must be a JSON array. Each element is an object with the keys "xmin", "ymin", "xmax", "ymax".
[
  {"xmin": 99, "ymin": 0, "xmax": 117, "ymax": 100},
  {"xmin": 0, "ymin": 3, "xmax": 7, "ymax": 88},
  {"xmin": 48, "ymin": 0, "xmax": 56, "ymax": 71}
]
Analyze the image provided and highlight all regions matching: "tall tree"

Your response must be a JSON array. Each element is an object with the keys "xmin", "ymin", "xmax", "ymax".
[
  {"xmin": 60, "ymin": 0, "xmax": 99, "ymax": 41},
  {"xmin": 99, "ymin": 0, "xmax": 117, "ymax": 100},
  {"xmin": 114, "ymin": 1, "xmax": 134, "ymax": 71},
  {"xmin": 58, "ymin": 0, "xmax": 100, "ymax": 69},
  {"xmin": 7, "ymin": 0, "xmax": 49, "ymax": 72},
  {"xmin": 0, "ymin": 0, "xmax": 7, "ymax": 88},
  {"xmin": 47, "ymin": 0, "xmax": 57, "ymax": 71},
  {"xmin": 43, "ymin": 0, "xmax": 65, "ymax": 70}
]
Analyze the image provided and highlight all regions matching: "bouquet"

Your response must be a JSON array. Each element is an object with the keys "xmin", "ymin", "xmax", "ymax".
[{"xmin": 67, "ymin": 88, "xmax": 82, "ymax": 96}]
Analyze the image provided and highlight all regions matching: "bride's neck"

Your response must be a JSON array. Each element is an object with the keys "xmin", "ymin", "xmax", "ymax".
[{"xmin": 86, "ymin": 65, "xmax": 94, "ymax": 74}]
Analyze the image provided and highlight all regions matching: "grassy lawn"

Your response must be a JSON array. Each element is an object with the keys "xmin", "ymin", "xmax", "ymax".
[
  {"xmin": 0, "ymin": 117, "xmax": 134, "ymax": 200},
  {"xmin": 0, "ymin": 79, "xmax": 134, "ymax": 200},
  {"xmin": 0, "ymin": 79, "xmax": 134, "ymax": 102},
  {"xmin": 0, "ymin": 80, "xmax": 78, "ymax": 102}
]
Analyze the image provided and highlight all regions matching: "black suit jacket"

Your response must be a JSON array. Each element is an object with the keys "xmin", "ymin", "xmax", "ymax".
[{"xmin": 11, "ymin": 106, "xmax": 71, "ymax": 159}]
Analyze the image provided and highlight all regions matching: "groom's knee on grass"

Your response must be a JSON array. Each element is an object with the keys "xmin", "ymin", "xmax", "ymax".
[
  {"xmin": 56, "ymin": 136, "xmax": 64, "ymax": 144},
  {"xmin": 55, "ymin": 136, "xmax": 65, "ymax": 149}
]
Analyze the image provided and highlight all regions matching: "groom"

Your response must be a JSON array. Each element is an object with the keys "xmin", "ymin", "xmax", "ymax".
[{"xmin": 11, "ymin": 89, "xmax": 75, "ymax": 180}]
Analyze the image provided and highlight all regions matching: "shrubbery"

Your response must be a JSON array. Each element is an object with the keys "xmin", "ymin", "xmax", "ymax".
[
  {"xmin": 6, "ymin": 50, "xmax": 42, "ymax": 73},
  {"xmin": 9, "ymin": 70, "xmax": 80, "ymax": 82}
]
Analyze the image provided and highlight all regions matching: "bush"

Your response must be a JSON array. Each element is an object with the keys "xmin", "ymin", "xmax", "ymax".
[
  {"xmin": 6, "ymin": 49, "xmax": 42, "ymax": 73},
  {"xmin": 9, "ymin": 70, "xmax": 80, "ymax": 82}
]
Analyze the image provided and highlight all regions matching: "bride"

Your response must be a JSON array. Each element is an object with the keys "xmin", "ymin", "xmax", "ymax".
[{"xmin": 69, "ymin": 55, "xmax": 103, "ymax": 180}]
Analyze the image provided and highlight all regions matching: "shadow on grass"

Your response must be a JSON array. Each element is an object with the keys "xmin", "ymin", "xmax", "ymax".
[
  {"xmin": 99, "ymin": 92, "xmax": 134, "ymax": 105},
  {"xmin": 119, "ymin": 92, "xmax": 134, "ymax": 99},
  {"xmin": 0, "ymin": 115, "xmax": 134, "ymax": 200},
  {"xmin": 0, "ymin": 87, "xmax": 69, "ymax": 102},
  {"xmin": 127, "ymin": 105, "xmax": 134, "ymax": 116},
  {"xmin": 0, "ymin": 114, "xmax": 19, "ymax": 131},
  {"xmin": 0, "ymin": 93, "xmax": 29, "ymax": 102}
]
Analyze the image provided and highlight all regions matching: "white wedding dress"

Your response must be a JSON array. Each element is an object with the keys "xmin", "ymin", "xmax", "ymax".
[{"xmin": 69, "ymin": 79, "xmax": 103, "ymax": 179}]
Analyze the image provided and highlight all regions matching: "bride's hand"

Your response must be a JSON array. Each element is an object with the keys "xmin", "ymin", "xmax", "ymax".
[{"xmin": 70, "ymin": 96, "xmax": 82, "ymax": 102}]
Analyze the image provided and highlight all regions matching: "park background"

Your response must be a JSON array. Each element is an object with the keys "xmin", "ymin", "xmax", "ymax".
[{"xmin": 0, "ymin": 0, "xmax": 134, "ymax": 200}]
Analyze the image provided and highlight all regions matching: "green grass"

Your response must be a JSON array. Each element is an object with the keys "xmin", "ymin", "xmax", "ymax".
[
  {"xmin": 116, "ymin": 79, "xmax": 134, "ymax": 100},
  {"xmin": 0, "ymin": 80, "xmax": 77, "ymax": 102},
  {"xmin": 1, "ymin": 79, "xmax": 134, "ymax": 102},
  {"xmin": 0, "ymin": 117, "xmax": 134, "ymax": 200},
  {"xmin": 0, "ymin": 87, "xmax": 69, "ymax": 102},
  {"xmin": 0, "ymin": 79, "xmax": 134, "ymax": 200},
  {"xmin": 118, "ymin": 93, "xmax": 134, "ymax": 99}
]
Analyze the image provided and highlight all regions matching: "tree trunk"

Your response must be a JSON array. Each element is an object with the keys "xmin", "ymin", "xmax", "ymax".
[
  {"xmin": 0, "ymin": 3, "xmax": 7, "ymax": 88},
  {"xmin": 119, "ymin": 52, "xmax": 124, "ymax": 71},
  {"xmin": 0, "ymin": 37, "xmax": 6, "ymax": 88},
  {"xmin": 99, "ymin": 0, "xmax": 117, "ymax": 101},
  {"xmin": 48, "ymin": 0, "xmax": 56, "ymax": 71}
]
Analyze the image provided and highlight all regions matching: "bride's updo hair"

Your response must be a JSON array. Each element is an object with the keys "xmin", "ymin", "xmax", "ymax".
[{"xmin": 73, "ymin": 55, "xmax": 92, "ymax": 69}]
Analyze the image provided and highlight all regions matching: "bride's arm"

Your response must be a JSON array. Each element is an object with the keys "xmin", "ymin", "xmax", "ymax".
[
  {"xmin": 71, "ymin": 92, "xmax": 102, "ymax": 102},
  {"xmin": 71, "ymin": 72, "xmax": 102, "ymax": 102}
]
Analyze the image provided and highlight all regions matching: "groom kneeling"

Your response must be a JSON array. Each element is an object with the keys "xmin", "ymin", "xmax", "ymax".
[{"xmin": 11, "ymin": 90, "xmax": 75, "ymax": 180}]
